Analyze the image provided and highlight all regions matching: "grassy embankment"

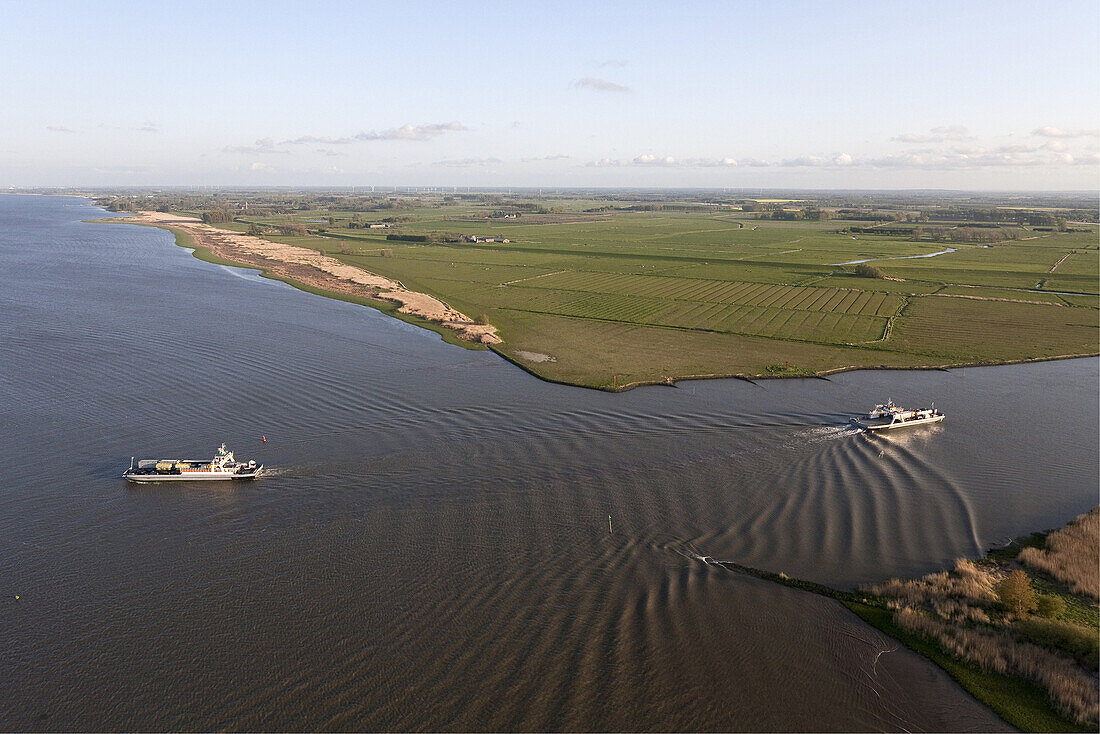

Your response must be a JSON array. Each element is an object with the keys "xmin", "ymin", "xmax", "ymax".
[
  {"xmin": 220, "ymin": 204, "xmax": 1098, "ymax": 389},
  {"xmin": 715, "ymin": 508, "xmax": 1100, "ymax": 732}
]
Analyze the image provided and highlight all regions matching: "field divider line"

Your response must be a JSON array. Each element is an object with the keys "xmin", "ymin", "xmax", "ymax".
[
  {"xmin": 488, "ymin": 305, "xmax": 895, "ymax": 351},
  {"xmin": 853, "ymin": 295, "xmax": 910, "ymax": 344},
  {"xmin": 499, "ymin": 269, "xmax": 569, "ymax": 286},
  {"xmin": 738, "ymin": 248, "xmax": 803, "ymax": 261},
  {"xmin": 1049, "ymin": 252, "xmax": 1072, "ymax": 273}
]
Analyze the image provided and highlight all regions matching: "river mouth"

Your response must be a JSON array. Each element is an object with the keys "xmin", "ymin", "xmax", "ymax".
[{"xmin": 2, "ymin": 195, "xmax": 1093, "ymax": 731}]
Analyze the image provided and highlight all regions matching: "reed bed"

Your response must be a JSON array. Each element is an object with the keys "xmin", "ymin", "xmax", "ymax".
[
  {"xmin": 896, "ymin": 608, "xmax": 1099, "ymax": 726},
  {"xmin": 862, "ymin": 532, "xmax": 1100, "ymax": 728},
  {"xmin": 1019, "ymin": 507, "xmax": 1100, "ymax": 599},
  {"xmin": 867, "ymin": 558, "xmax": 998, "ymax": 622}
]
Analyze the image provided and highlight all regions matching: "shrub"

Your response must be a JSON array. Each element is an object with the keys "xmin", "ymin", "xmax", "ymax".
[
  {"xmin": 1036, "ymin": 594, "xmax": 1066, "ymax": 619},
  {"xmin": 997, "ymin": 569, "xmax": 1038, "ymax": 615},
  {"xmin": 474, "ymin": 313, "xmax": 490, "ymax": 325},
  {"xmin": 854, "ymin": 262, "xmax": 886, "ymax": 279}
]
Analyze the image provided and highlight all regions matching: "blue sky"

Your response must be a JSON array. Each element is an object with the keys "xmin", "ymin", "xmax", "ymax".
[{"xmin": 1, "ymin": 0, "xmax": 1097, "ymax": 189}]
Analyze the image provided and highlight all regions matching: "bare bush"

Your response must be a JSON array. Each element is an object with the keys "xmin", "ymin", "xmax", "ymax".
[
  {"xmin": 866, "ymin": 558, "xmax": 998, "ymax": 616},
  {"xmin": 1019, "ymin": 507, "xmax": 1099, "ymax": 599}
]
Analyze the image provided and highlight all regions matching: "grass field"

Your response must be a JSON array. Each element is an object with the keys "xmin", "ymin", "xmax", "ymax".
[{"xmin": 198, "ymin": 202, "xmax": 1098, "ymax": 388}]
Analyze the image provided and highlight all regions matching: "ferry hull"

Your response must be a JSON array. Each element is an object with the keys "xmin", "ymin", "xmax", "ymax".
[
  {"xmin": 851, "ymin": 415, "xmax": 944, "ymax": 431},
  {"xmin": 124, "ymin": 470, "xmax": 262, "ymax": 482}
]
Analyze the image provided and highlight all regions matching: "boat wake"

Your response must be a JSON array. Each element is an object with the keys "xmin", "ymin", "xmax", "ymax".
[{"xmin": 796, "ymin": 423, "xmax": 865, "ymax": 442}]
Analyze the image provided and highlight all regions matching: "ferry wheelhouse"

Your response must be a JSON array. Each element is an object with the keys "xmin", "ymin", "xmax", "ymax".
[{"xmin": 124, "ymin": 443, "xmax": 262, "ymax": 482}]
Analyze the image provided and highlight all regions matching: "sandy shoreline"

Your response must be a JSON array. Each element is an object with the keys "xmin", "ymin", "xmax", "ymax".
[{"xmin": 118, "ymin": 212, "xmax": 501, "ymax": 345}]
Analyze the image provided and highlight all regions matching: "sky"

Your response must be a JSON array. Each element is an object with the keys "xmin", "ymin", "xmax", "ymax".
[{"xmin": 1, "ymin": 0, "xmax": 1098, "ymax": 190}]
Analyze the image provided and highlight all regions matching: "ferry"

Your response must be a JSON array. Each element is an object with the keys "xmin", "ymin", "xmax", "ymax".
[
  {"xmin": 851, "ymin": 400, "xmax": 944, "ymax": 431},
  {"xmin": 124, "ymin": 443, "xmax": 262, "ymax": 482}
]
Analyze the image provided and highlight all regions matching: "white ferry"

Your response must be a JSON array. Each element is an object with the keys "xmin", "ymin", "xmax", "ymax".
[
  {"xmin": 124, "ymin": 443, "xmax": 262, "ymax": 482},
  {"xmin": 851, "ymin": 400, "xmax": 944, "ymax": 431}
]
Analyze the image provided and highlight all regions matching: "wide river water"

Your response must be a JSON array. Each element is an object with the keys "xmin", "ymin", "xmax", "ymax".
[{"xmin": 1, "ymin": 195, "xmax": 1096, "ymax": 731}]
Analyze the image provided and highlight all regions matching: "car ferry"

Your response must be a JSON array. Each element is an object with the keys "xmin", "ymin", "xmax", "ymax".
[
  {"xmin": 124, "ymin": 443, "xmax": 262, "ymax": 482},
  {"xmin": 851, "ymin": 400, "xmax": 944, "ymax": 431}
]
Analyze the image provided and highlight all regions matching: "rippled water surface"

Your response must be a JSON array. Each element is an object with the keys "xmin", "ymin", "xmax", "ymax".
[{"xmin": 2, "ymin": 195, "xmax": 1096, "ymax": 731}]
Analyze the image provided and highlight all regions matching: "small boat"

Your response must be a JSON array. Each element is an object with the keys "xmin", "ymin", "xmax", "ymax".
[
  {"xmin": 124, "ymin": 443, "xmax": 263, "ymax": 482},
  {"xmin": 851, "ymin": 400, "xmax": 944, "ymax": 431}
]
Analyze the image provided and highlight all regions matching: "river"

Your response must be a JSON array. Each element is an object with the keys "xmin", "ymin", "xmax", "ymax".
[{"xmin": 1, "ymin": 195, "xmax": 1095, "ymax": 731}]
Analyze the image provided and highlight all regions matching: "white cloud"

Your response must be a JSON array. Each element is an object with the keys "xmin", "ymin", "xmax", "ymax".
[
  {"xmin": 587, "ymin": 155, "xmax": 740, "ymax": 168},
  {"xmin": 433, "ymin": 157, "xmax": 502, "ymax": 167},
  {"xmin": 521, "ymin": 153, "xmax": 570, "ymax": 162},
  {"xmin": 137, "ymin": 122, "xmax": 160, "ymax": 133},
  {"xmin": 780, "ymin": 156, "xmax": 831, "ymax": 167},
  {"xmin": 46, "ymin": 125, "xmax": 75, "ymax": 133},
  {"xmin": 633, "ymin": 154, "xmax": 677, "ymax": 166},
  {"xmin": 584, "ymin": 145, "xmax": 1097, "ymax": 171},
  {"xmin": 357, "ymin": 121, "xmax": 466, "ymax": 141},
  {"xmin": 283, "ymin": 121, "xmax": 466, "ymax": 145},
  {"xmin": 224, "ymin": 138, "xmax": 288, "ymax": 154},
  {"xmin": 692, "ymin": 157, "xmax": 739, "ymax": 167},
  {"xmin": 1069, "ymin": 152, "xmax": 1100, "ymax": 165},
  {"xmin": 282, "ymin": 134, "xmax": 356, "ymax": 145},
  {"xmin": 1032, "ymin": 126, "xmax": 1099, "ymax": 139},
  {"xmin": 892, "ymin": 125, "xmax": 974, "ymax": 144},
  {"xmin": 863, "ymin": 145, "xmax": 1063, "ymax": 169},
  {"xmin": 572, "ymin": 77, "xmax": 629, "ymax": 92}
]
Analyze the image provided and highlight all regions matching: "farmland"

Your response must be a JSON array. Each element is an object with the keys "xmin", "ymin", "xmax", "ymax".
[{"xmin": 105, "ymin": 190, "xmax": 1099, "ymax": 389}]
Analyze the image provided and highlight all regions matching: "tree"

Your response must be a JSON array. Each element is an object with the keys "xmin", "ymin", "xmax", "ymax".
[
  {"xmin": 854, "ymin": 262, "xmax": 886, "ymax": 279},
  {"xmin": 201, "ymin": 209, "xmax": 233, "ymax": 224},
  {"xmin": 997, "ymin": 569, "xmax": 1038, "ymax": 615}
]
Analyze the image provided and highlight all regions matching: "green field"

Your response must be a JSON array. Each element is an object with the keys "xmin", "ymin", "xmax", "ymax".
[{"xmin": 173, "ymin": 198, "xmax": 1099, "ymax": 389}]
